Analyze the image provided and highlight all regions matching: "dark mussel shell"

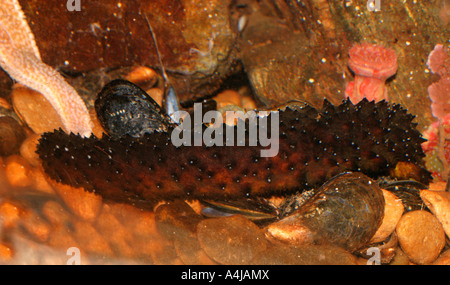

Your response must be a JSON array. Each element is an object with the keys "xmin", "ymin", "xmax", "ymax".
[
  {"xmin": 266, "ymin": 172, "xmax": 385, "ymax": 252},
  {"xmin": 378, "ymin": 179, "xmax": 428, "ymax": 212},
  {"xmin": 95, "ymin": 79, "xmax": 173, "ymax": 138}
]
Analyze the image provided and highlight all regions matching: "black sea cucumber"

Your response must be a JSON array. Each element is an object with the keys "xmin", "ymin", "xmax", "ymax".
[{"xmin": 36, "ymin": 99, "xmax": 431, "ymax": 204}]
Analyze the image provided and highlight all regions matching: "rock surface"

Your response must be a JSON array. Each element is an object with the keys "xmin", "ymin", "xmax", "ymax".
[{"xmin": 396, "ymin": 210, "xmax": 446, "ymax": 264}]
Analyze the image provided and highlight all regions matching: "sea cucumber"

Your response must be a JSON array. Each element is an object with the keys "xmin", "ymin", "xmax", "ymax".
[{"xmin": 37, "ymin": 99, "xmax": 431, "ymax": 204}]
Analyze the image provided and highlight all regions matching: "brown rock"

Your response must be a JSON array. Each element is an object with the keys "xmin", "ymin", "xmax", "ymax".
[
  {"xmin": 32, "ymin": 168, "xmax": 55, "ymax": 194},
  {"xmin": 95, "ymin": 209, "xmax": 135, "ymax": 258},
  {"xmin": 72, "ymin": 221, "xmax": 113, "ymax": 256},
  {"xmin": 155, "ymin": 200, "xmax": 203, "ymax": 241},
  {"xmin": 396, "ymin": 210, "xmax": 446, "ymax": 264},
  {"xmin": 389, "ymin": 246, "xmax": 410, "ymax": 265},
  {"xmin": 108, "ymin": 203, "xmax": 158, "ymax": 239},
  {"xmin": 19, "ymin": 134, "xmax": 41, "ymax": 167},
  {"xmin": 47, "ymin": 226, "xmax": 79, "ymax": 251},
  {"xmin": 432, "ymin": 249, "xmax": 450, "ymax": 265},
  {"xmin": 0, "ymin": 201, "xmax": 21, "ymax": 229},
  {"xmin": 89, "ymin": 108, "xmax": 105, "ymax": 138},
  {"xmin": 154, "ymin": 200, "xmax": 215, "ymax": 265},
  {"xmin": 11, "ymin": 86, "xmax": 64, "ymax": 134},
  {"xmin": 241, "ymin": 95, "xmax": 257, "ymax": 111},
  {"xmin": 174, "ymin": 235, "xmax": 217, "ymax": 265},
  {"xmin": 197, "ymin": 215, "xmax": 270, "ymax": 265},
  {"xmin": 124, "ymin": 66, "xmax": 158, "ymax": 90},
  {"xmin": 370, "ymin": 189, "xmax": 404, "ymax": 243},
  {"xmin": 4, "ymin": 155, "xmax": 34, "ymax": 188},
  {"xmin": 250, "ymin": 244, "xmax": 358, "ymax": 265},
  {"xmin": 51, "ymin": 180, "xmax": 102, "ymax": 222},
  {"xmin": 0, "ymin": 242, "xmax": 13, "ymax": 262},
  {"xmin": 20, "ymin": 0, "xmax": 237, "ymax": 103},
  {"xmin": 0, "ymin": 116, "xmax": 26, "ymax": 156},
  {"xmin": 146, "ymin": 88, "xmax": 164, "ymax": 107},
  {"xmin": 41, "ymin": 200, "xmax": 72, "ymax": 227},
  {"xmin": 20, "ymin": 211, "xmax": 52, "ymax": 243},
  {"xmin": 420, "ymin": 190, "xmax": 450, "ymax": 238},
  {"xmin": 214, "ymin": 90, "xmax": 242, "ymax": 109}
]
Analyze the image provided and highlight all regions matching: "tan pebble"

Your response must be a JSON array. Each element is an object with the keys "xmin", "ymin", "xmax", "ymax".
[
  {"xmin": 146, "ymin": 88, "xmax": 164, "ymax": 107},
  {"xmin": 428, "ymin": 182, "xmax": 447, "ymax": 191},
  {"xmin": 396, "ymin": 210, "xmax": 446, "ymax": 264},
  {"xmin": 51, "ymin": 180, "xmax": 102, "ymax": 222},
  {"xmin": 147, "ymin": 238, "xmax": 183, "ymax": 265},
  {"xmin": 197, "ymin": 215, "xmax": 270, "ymax": 265},
  {"xmin": 371, "ymin": 189, "xmax": 404, "ymax": 243},
  {"xmin": 47, "ymin": 226, "xmax": 79, "ymax": 250},
  {"xmin": 20, "ymin": 212, "xmax": 51, "ymax": 243},
  {"xmin": 19, "ymin": 134, "xmax": 41, "ymax": 167},
  {"xmin": 41, "ymin": 200, "xmax": 72, "ymax": 226},
  {"xmin": 251, "ymin": 244, "xmax": 358, "ymax": 265},
  {"xmin": 0, "ymin": 97, "xmax": 11, "ymax": 109},
  {"xmin": 0, "ymin": 201, "xmax": 21, "ymax": 228},
  {"xmin": 215, "ymin": 90, "xmax": 241, "ymax": 109},
  {"xmin": 109, "ymin": 203, "xmax": 158, "ymax": 239},
  {"xmin": 0, "ymin": 242, "xmax": 13, "ymax": 262},
  {"xmin": 5, "ymin": 155, "xmax": 34, "ymax": 187},
  {"xmin": 432, "ymin": 248, "xmax": 450, "ymax": 265},
  {"xmin": 73, "ymin": 221, "xmax": 114, "ymax": 256},
  {"xmin": 12, "ymin": 86, "xmax": 64, "ymax": 134},
  {"xmin": 95, "ymin": 210, "xmax": 134, "ymax": 258},
  {"xmin": 89, "ymin": 108, "xmax": 105, "ymax": 138},
  {"xmin": 389, "ymin": 246, "xmax": 410, "ymax": 265},
  {"xmin": 32, "ymin": 168, "xmax": 55, "ymax": 194},
  {"xmin": 125, "ymin": 66, "xmax": 158, "ymax": 87},
  {"xmin": 241, "ymin": 95, "xmax": 257, "ymax": 110},
  {"xmin": 0, "ymin": 116, "xmax": 26, "ymax": 156},
  {"xmin": 420, "ymin": 190, "xmax": 450, "ymax": 238}
]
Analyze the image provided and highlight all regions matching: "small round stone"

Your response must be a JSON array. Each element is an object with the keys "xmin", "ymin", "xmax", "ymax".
[
  {"xmin": 197, "ymin": 215, "xmax": 269, "ymax": 265},
  {"xmin": 396, "ymin": 210, "xmax": 446, "ymax": 264},
  {"xmin": 0, "ymin": 116, "xmax": 26, "ymax": 156}
]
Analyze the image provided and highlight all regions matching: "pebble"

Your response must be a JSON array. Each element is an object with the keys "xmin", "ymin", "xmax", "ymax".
[
  {"xmin": 241, "ymin": 94, "xmax": 257, "ymax": 110},
  {"xmin": 19, "ymin": 134, "xmax": 41, "ymax": 167},
  {"xmin": 72, "ymin": 220, "xmax": 113, "ymax": 256},
  {"xmin": 4, "ymin": 155, "xmax": 34, "ymax": 188},
  {"xmin": 396, "ymin": 210, "xmax": 446, "ymax": 264},
  {"xmin": 432, "ymin": 249, "xmax": 450, "ymax": 265},
  {"xmin": 155, "ymin": 200, "xmax": 203, "ymax": 241},
  {"xmin": 11, "ymin": 86, "xmax": 64, "ymax": 134},
  {"xmin": 174, "ymin": 234, "xmax": 217, "ymax": 265},
  {"xmin": 420, "ymin": 190, "xmax": 450, "ymax": 238},
  {"xmin": 250, "ymin": 244, "xmax": 358, "ymax": 265},
  {"xmin": 154, "ymin": 200, "xmax": 215, "ymax": 265},
  {"xmin": 0, "ymin": 201, "xmax": 21, "ymax": 229},
  {"xmin": 32, "ymin": 168, "xmax": 55, "ymax": 194},
  {"xmin": 0, "ymin": 116, "xmax": 26, "ymax": 156},
  {"xmin": 146, "ymin": 88, "xmax": 164, "ymax": 108},
  {"xmin": 20, "ymin": 211, "xmax": 51, "ymax": 243},
  {"xmin": 214, "ymin": 90, "xmax": 242, "ymax": 109},
  {"xmin": 89, "ymin": 107, "xmax": 105, "ymax": 138},
  {"xmin": 0, "ymin": 242, "xmax": 13, "ymax": 262},
  {"xmin": 124, "ymin": 66, "xmax": 158, "ymax": 89},
  {"xmin": 41, "ymin": 200, "xmax": 72, "ymax": 227},
  {"xmin": 95, "ymin": 209, "xmax": 135, "ymax": 258},
  {"xmin": 370, "ymin": 189, "xmax": 404, "ymax": 243},
  {"xmin": 50, "ymin": 180, "xmax": 102, "ymax": 222},
  {"xmin": 197, "ymin": 215, "xmax": 270, "ymax": 265},
  {"xmin": 389, "ymin": 246, "xmax": 411, "ymax": 265}
]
